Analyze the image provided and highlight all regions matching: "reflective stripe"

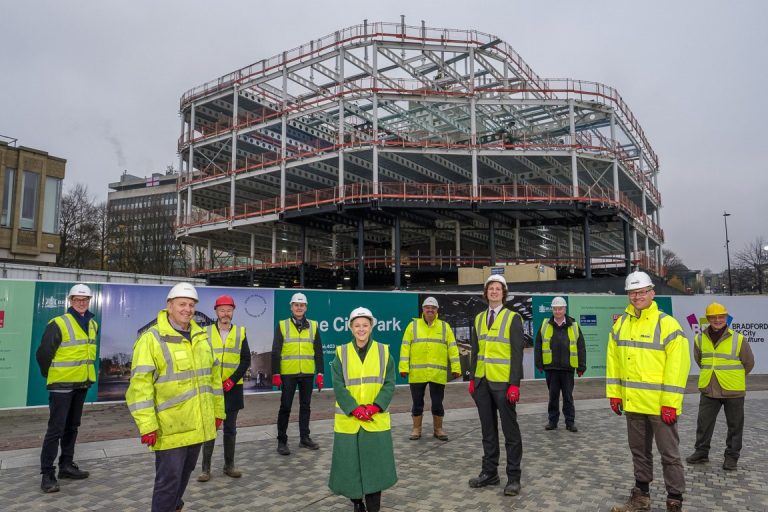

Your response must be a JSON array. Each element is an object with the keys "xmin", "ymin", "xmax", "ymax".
[
  {"xmin": 127, "ymin": 399, "xmax": 154, "ymax": 412},
  {"xmin": 223, "ymin": 348, "xmax": 240, "ymax": 354},
  {"xmin": 701, "ymin": 352, "xmax": 741, "ymax": 361},
  {"xmin": 60, "ymin": 315, "xmax": 94, "ymax": 346},
  {"xmin": 222, "ymin": 362, "xmax": 240, "ymax": 368},
  {"xmin": 614, "ymin": 340, "xmax": 666, "ymax": 351},
  {"xmin": 347, "ymin": 376, "xmax": 385, "ymax": 386},
  {"xmin": 50, "ymin": 359, "xmax": 95, "ymax": 367},
  {"xmin": 59, "ymin": 338, "xmax": 93, "ymax": 347},
  {"xmin": 449, "ymin": 358, "xmax": 460, "ymax": 363},
  {"xmin": 707, "ymin": 364, "xmax": 745, "ymax": 371},
  {"xmin": 157, "ymin": 388, "xmax": 198, "ymax": 412},
  {"xmin": 155, "ymin": 370, "xmax": 196, "ymax": 383},
  {"xmin": 410, "ymin": 338, "xmax": 447, "ymax": 344},
  {"xmin": 605, "ymin": 378, "xmax": 686, "ymax": 394},
  {"xmin": 341, "ymin": 343, "xmax": 386, "ymax": 387},
  {"xmin": 335, "ymin": 407, "xmax": 346, "ymax": 415},
  {"xmin": 400, "ymin": 357, "xmax": 409, "ymax": 363},
  {"xmin": 131, "ymin": 365, "xmax": 156, "ymax": 375},
  {"xmin": 662, "ymin": 330, "xmax": 684, "ymax": 345},
  {"xmin": 482, "ymin": 357, "xmax": 510, "ymax": 365},
  {"xmin": 282, "ymin": 355, "xmax": 314, "ymax": 360},
  {"xmin": 411, "ymin": 363, "xmax": 448, "ymax": 371}
]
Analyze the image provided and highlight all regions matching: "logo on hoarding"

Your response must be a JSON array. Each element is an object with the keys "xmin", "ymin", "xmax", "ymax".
[
  {"xmin": 318, "ymin": 316, "xmax": 403, "ymax": 333},
  {"xmin": 686, "ymin": 313, "xmax": 733, "ymax": 337},
  {"xmin": 580, "ymin": 314, "xmax": 597, "ymax": 327},
  {"xmin": 42, "ymin": 296, "xmax": 66, "ymax": 309},
  {"xmin": 244, "ymin": 294, "xmax": 268, "ymax": 318}
]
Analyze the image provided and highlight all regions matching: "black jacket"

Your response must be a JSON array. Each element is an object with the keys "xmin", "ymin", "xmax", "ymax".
[
  {"xmin": 534, "ymin": 315, "xmax": 586, "ymax": 373},
  {"xmin": 271, "ymin": 316, "xmax": 324, "ymax": 376}
]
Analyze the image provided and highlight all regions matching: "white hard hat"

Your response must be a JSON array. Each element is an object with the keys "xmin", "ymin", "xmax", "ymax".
[
  {"xmin": 166, "ymin": 282, "xmax": 199, "ymax": 302},
  {"xmin": 422, "ymin": 296, "xmax": 439, "ymax": 308},
  {"xmin": 348, "ymin": 307, "xmax": 376, "ymax": 328},
  {"xmin": 551, "ymin": 296, "xmax": 567, "ymax": 308},
  {"xmin": 625, "ymin": 271, "xmax": 654, "ymax": 291},
  {"xmin": 485, "ymin": 274, "xmax": 507, "ymax": 288},
  {"xmin": 290, "ymin": 292, "xmax": 308, "ymax": 305},
  {"xmin": 68, "ymin": 284, "xmax": 92, "ymax": 298}
]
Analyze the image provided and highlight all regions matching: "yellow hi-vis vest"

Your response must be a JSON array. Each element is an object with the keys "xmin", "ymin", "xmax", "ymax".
[
  {"xmin": 696, "ymin": 329, "xmax": 745, "ymax": 392},
  {"xmin": 540, "ymin": 318, "xmax": 580, "ymax": 368},
  {"xmin": 48, "ymin": 314, "xmax": 98, "ymax": 388},
  {"xmin": 474, "ymin": 308, "xmax": 518, "ymax": 383},
  {"xmin": 279, "ymin": 318, "xmax": 318, "ymax": 375},
  {"xmin": 334, "ymin": 341, "xmax": 391, "ymax": 434},
  {"xmin": 605, "ymin": 302, "xmax": 691, "ymax": 415},
  {"xmin": 207, "ymin": 323, "xmax": 246, "ymax": 384},
  {"xmin": 399, "ymin": 316, "xmax": 460, "ymax": 384},
  {"xmin": 126, "ymin": 310, "xmax": 225, "ymax": 451}
]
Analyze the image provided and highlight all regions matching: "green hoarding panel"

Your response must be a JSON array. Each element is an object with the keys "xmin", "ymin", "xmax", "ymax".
[{"xmin": 0, "ymin": 280, "xmax": 36, "ymax": 408}]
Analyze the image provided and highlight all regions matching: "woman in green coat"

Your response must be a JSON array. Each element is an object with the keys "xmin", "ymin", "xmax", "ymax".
[{"xmin": 329, "ymin": 307, "xmax": 397, "ymax": 512}]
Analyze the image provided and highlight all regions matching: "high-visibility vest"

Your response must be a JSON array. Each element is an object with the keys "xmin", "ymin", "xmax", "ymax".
[
  {"xmin": 207, "ymin": 323, "xmax": 246, "ymax": 384},
  {"xmin": 48, "ymin": 314, "xmax": 98, "ymax": 388},
  {"xmin": 279, "ymin": 318, "xmax": 318, "ymax": 375},
  {"xmin": 126, "ymin": 310, "xmax": 225, "ymax": 451},
  {"xmin": 605, "ymin": 302, "xmax": 691, "ymax": 415},
  {"xmin": 540, "ymin": 318, "xmax": 580, "ymax": 368},
  {"xmin": 399, "ymin": 317, "xmax": 460, "ymax": 384},
  {"xmin": 696, "ymin": 329, "xmax": 745, "ymax": 392},
  {"xmin": 334, "ymin": 341, "xmax": 391, "ymax": 434},
  {"xmin": 474, "ymin": 308, "xmax": 518, "ymax": 383}
]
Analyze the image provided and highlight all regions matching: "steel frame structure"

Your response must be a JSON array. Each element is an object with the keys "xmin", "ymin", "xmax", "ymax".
[{"xmin": 176, "ymin": 19, "xmax": 663, "ymax": 288}]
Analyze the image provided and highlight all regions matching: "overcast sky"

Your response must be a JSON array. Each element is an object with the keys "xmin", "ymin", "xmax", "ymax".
[{"xmin": 2, "ymin": 0, "xmax": 766, "ymax": 271}]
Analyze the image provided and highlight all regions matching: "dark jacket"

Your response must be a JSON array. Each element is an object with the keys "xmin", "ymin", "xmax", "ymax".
[
  {"xmin": 36, "ymin": 307, "xmax": 97, "ymax": 389},
  {"xmin": 469, "ymin": 307, "xmax": 525, "ymax": 389},
  {"xmin": 534, "ymin": 315, "xmax": 586, "ymax": 373},
  {"xmin": 271, "ymin": 316, "xmax": 324, "ymax": 376},
  {"xmin": 216, "ymin": 321, "xmax": 252, "ymax": 411}
]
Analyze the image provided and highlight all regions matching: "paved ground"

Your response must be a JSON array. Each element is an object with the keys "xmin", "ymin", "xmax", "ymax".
[{"xmin": 2, "ymin": 377, "xmax": 768, "ymax": 511}]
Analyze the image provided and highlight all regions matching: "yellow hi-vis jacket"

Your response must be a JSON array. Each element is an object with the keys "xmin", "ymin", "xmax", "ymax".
[
  {"xmin": 126, "ymin": 310, "xmax": 225, "ymax": 451},
  {"xmin": 399, "ymin": 315, "xmax": 460, "ymax": 384},
  {"xmin": 696, "ymin": 329, "xmax": 745, "ymax": 392},
  {"xmin": 540, "ymin": 318, "xmax": 580, "ymax": 368},
  {"xmin": 474, "ymin": 308, "xmax": 519, "ymax": 383},
  {"xmin": 279, "ymin": 318, "xmax": 318, "ymax": 375},
  {"xmin": 48, "ymin": 314, "xmax": 98, "ymax": 388},
  {"xmin": 207, "ymin": 323, "xmax": 246, "ymax": 384},
  {"xmin": 334, "ymin": 341, "xmax": 391, "ymax": 433},
  {"xmin": 606, "ymin": 301, "xmax": 691, "ymax": 415}
]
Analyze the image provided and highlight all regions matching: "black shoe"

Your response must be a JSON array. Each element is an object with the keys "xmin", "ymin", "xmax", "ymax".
[
  {"xmin": 175, "ymin": 499, "xmax": 184, "ymax": 511},
  {"xmin": 58, "ymin": 461, "xmax": 89, "ymax": 479},
  {"xmin": 277, "ymin": 442, "xmax": 290, "ymax": 456},
  {"xmin": 566, "ymin": 424, "xmax": 578, "ymax": 432},
  {"xmin": 352, "ymin": 499, "xmax": 367, "ymax": 512},
  {"xmin": 504, "ymin": 480, "xmax": 521, "ymax": 496},
  {"xmin": 468, "ymin": 472, "xmax": 500, "ymax": 488},
  {"xmin": 41, "ymin": 472, "xmax": 60, "ymax": 493},
  {"xmin": 723, "ymin": 457, "xmax": 738, "ymax": 471},
  {"xmin": 300, "ymin": 437, "xmax": 319, "ymax": 450},
  {"xmin": 685, "ymin": 451, "xmax": 709, "ymax": 464},
  {"xmin": 545, "ymin": 423, "xmax": 557, "ymax": 430}
]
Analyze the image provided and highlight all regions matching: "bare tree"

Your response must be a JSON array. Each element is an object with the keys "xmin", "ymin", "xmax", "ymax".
[
  {"xmin": 58, "ymin": 184, "xmax": 101, "ymax": 268},
  {"xmin": 734, "ymin": 236, "xmax": 768, "ymax": 294},
  {"xmin": 662, "ymin": 248, "xmax": 688, "ymax": 278}
]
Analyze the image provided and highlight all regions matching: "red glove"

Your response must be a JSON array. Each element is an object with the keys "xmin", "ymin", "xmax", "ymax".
[
  {"xmin": 272, "ymin": 374, "xmax": 282, "ymax": 389},
  {"xmin": 216, "ymin": 418, "xmax": 223, "ymax": 430},
  {"xmin": 661, "ymin": 406, "xmax": 677, "ymax": 425},
  {"xmin": 537, "ymin": 367, "xmax": 543, "ymax": 374},
  {"xmin": 610, "ymin": 397, "xmax": 623, "ymax": 416},
  {"xmin": 400, "ymin": 372, "xmax": 408, "ymax": 378},
  {"xmin": 352, "ymin": 406, "xmax": 371, "ymax": 421},
  {"xmin": 577, "ymin": 370, "xmax": 584, "ymax": 377},
  {"xmin": 364, "ymin": 404, "xmax": 381, "ymax": 418},
  {"xmin": 222, "ymin": 378, "xmax": 234, "ymax": 392},
  {"xmin": 141, "ymin": 431, "xmax": 157, "ymax": 446},
  {"xmin": 506, "ymin": 384, "xmax": 520, "ymax": 404},
  {"xmin": 468, "ymin": 379, "xmax": 475, "ymax": 395},
  {"xmin": 315, "ymin": 374, "xmax": 324, "ymax": 392}
]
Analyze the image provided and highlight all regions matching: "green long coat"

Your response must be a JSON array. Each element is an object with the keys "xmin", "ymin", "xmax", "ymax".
[{"xmin": 328, "ymin": 340, "xmax": 397, "ymax": 499}]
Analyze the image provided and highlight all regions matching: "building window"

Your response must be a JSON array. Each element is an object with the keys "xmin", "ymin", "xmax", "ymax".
[
  {"xmin": 20, "ymin": 171, "xmax": 39, "ymax": 230},
  {"xmin": 1, "ymin": 168, "xmax": 14, "ymax": 227},
  {"xmin": 43, "ymin": 176, "xmax": 62, "ymax": 233}
]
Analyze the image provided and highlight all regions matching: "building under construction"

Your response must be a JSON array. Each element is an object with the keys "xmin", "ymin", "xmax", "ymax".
[{"xmin": 175, "ymin": 19, "xmax": 664, "ymax": 289}]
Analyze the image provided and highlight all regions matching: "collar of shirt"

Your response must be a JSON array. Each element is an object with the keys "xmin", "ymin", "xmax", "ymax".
[
  {"xmin": 292, "ymin": 316, "xmax": 310, "ymax": 330},
  {"xmin": 488, "ymin": 304, "xmax": 503, "ymax": 316},
  {"xmin": 551, "ymin": 316, "xmax": 568, "ymax": 327},
  {"xmin": 67, "ymin": 307, "xmax": 95, "ymax": 333}
]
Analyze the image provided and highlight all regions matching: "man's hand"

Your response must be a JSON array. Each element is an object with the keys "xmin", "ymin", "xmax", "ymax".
[
  {"xmin": 400, "ymin": 372, "xmax": 408, "ymax": 378},
  {"xmin": 222, "ymin": 378, "xmax": 234, "ymax": 392},
  {"xmin": 141, "ymin": 431, "xmax": 157, "ymax": 446},
  {"xmin": 352, "ymin": 406, "xmax": 371, "ymax": 422},
  {"xmin": 272, "ymin": 374, "xmax": 282, "ymax": 389},
  {"xmin": 216, "ymin": 418, "xmax": 223, "ymax": 430},
  {"xmin": 661, "ymin": 406, "xmax": 677, "ymax": 425},
  {"xmin": 506, "ymin": 385, "xmax": 520, "ymax": 404},
  {"xmin": 451, "ymin": 372, "xmax": 461, "ymax": 380},
  {"xmin": 610, "ymin": 397, "xmax": 623, "ymax": 416},
  {"xmin": 315, "ymin": 374, "xmax": 324, "ymax": 392},
  {"xmin": 577, "ymin": 370, "xmax": 584, "ymax": 377}
]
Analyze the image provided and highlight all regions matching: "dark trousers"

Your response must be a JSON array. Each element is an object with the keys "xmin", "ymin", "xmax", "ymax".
[
  {"xmin": 223, "ymin": 408, "xmax": 239, "ymax": 436},
  {"xmin": 472, "ymin": 378, "xmax": 523, "ymax": 481},
  {"xmin": 626, "ymin": 412, "xmax": 685, "ymax": 498},
  {"xmin": 694, "ymin": 394, "xmax": 745, "ymax": 459},
  {"xmin": 351, "ymin": 491, "xmax": 382, "ymax": 512},
  {"xmin": 277, "ymin": 375, "xmax": 313, "ymax": 442},
  {"xmin": 409, "ymin": 382, "xmax": 446, "ymax": 416},
  {"xmin": 40, "ymin": 389, "xmax": 87, "ymax": 473},
  {"xmin": 152, "ymin": 443, "xmax": 201, "ymax": 512},
  {"xmin": 545, "ymin": 369, "xmax": 575, "ymax": 426}
]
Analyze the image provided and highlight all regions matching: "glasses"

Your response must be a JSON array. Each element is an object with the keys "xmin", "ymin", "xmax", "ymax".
[
  {"xmin": 70, "ymin": 297, "xmax": 91, "ymax": 304},
  {"xmin": 628, "ymin": 289, "xmax": 652, "ymax": 298}
]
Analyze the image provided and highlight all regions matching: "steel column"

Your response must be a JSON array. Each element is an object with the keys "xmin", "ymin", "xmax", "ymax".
[
  {"xmin": 583, "ymin": 216, "xmax": 592, "ymax": 279},
  {"xmin": 357, "ymin": 220, "xmax": 364, "ymax": 289},
  {"xmin": 489, "ymin": 217, "xmax": 496, "ymax": 266},
  {"xmin": 394, "ymin": 216, "xmax": 401, "ymax": 289},
  {"xmin": 623, "ymin": 219, "xmax": 632, "ymax": 275}
]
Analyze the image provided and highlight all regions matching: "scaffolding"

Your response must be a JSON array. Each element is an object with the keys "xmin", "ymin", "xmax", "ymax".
[{"xmin": 176, "ymin": 19, "xmax": 664, "ymax": 288}]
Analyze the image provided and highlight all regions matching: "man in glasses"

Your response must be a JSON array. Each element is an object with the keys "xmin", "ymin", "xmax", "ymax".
[
  {"xmin": 607, "ymin": 271, "xmax": 690, "ymax": 512},
  {"xmin": 36, "ymin": 284, "xmax": 98, "ymax": 493}
]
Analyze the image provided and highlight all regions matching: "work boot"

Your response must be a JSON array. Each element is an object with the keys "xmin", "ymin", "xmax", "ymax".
[
  {"xmin": 610, "ymin": 487, "xmax": 651, "ymax": 512},
  {"xmin": 409, "ymin": 415, "xmax": 423, "ymax": 440},
  {"xmin": 41, "ymin": 472, "xmax": 60, "ymax": 493},
  {"xmin": 468, "ymin": 472, "xmax": 500, "ymax": 488},
  {"xmin": 364, "ymin": 492, "xmax": 381, "ymax": 512},
  {"xmin": 723, "ymin": 457, "xmax": 738, "ymax": 471},
  {"xmin": 433, "ymin": 415, "xmax": 448, "ymax": 441},
  {"xmin": 566, "ymin": 423, "xmax": 578, "ymax": 433},
  {"xmin": 352, "ymin": 499, "xmax": 367, "ymax": 512},
  {"xmin": 666, "ymin": 498, "xmax": 682, "ymax": 512},
  {"xmin": 198, "ymin": 439, "xmax": 215, "ymax": 481},
  {"xmin": 504, "ymin": 480, "xmax": 521, "ymax": 496},
  {"xmin": 58, "ymin": 461, "xmax": 89, "ymax": 479},
  {"xmin": 277, "ymin": 441, "xmax": 290, "ymax": 456},
  {"xmin": 223, "ymin": 434, "xmax": 242, "ymax": 478},
  {"xmin": 175, "ymin": 499, "xmax": 184, "ymax": 511},
  {"xmin": 685, "ymin": 451, "xmax": 709, "ymax": 464},
  {"xmin": 545, "ymin": 423, "xmax": 557, "ymax": 430},
  {"xmin": 300, "ymin": 437, "xmax": 320, "ymax": 450}
]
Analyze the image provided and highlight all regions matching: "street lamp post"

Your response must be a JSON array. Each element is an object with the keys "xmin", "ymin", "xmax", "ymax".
[{"xmin": 723, "ymin": 211, "xmax": 733, "ymax": 296}]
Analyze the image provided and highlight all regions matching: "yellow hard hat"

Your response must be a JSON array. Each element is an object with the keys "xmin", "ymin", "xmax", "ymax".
[{"xmin": 705, "ymin": 302, "xmax": 728, "ymax": 317}]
